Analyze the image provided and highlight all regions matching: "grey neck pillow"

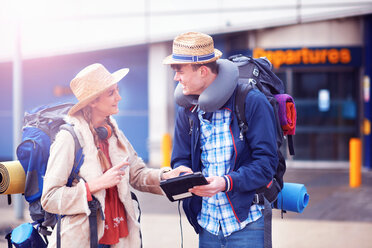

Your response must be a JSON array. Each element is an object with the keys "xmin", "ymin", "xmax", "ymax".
[{"xmin": 174, "ymin": 59, "xmax": 239, "ymax": 112}]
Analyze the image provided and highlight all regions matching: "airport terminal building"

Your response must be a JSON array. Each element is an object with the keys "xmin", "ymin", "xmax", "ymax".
[{"xmin": 0, "ymin": 1, "xmax": 371, "ymax": 169}]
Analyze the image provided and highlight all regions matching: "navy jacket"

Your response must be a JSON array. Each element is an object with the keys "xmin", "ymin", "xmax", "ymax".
[{"xmin": 171, "ymin": 86, "xmax": 279, "ymax": 233}]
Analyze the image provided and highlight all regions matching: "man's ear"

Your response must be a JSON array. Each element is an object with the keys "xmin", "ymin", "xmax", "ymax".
[{"xmin": 199, "ymin": 65, "xmax": 209, "ymax": 77}]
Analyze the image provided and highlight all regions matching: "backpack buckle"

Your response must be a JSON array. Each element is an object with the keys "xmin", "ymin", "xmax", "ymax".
[
  {"xmin": 253, "ymin": 193, "xmax": 260, "ymax": 204},
  {"xmin": 239, "ymin": 123, "xmax": 248, "ymax": 140}
]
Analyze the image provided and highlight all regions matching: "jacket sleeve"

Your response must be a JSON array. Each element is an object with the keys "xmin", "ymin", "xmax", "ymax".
[
  {"xmin": 171, "ymin": 107, "xmax": 193, "ymax": 169},
  {"xmin": 226, "ymin": 90, "xmax": 279, "ymax": 192},
  {"xmin": 41, "ymin": 130, "xmax": 90, "ymax": 216},
  {"xmin": 116, "ymin": 130, "xmax": 164, "ymax": 195}
]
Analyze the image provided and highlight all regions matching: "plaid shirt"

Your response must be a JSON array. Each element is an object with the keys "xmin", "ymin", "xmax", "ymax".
[{"xmin": 197, "ymin": 108, "xmax": 263, "ymax": 237}]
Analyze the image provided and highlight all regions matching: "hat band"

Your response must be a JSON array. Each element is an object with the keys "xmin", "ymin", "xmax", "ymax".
[{"xmin": 172, "ymin": 52, "xmax": 215, "ymax": 62}]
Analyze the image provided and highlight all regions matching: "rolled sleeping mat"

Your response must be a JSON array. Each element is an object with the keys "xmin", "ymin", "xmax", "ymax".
[
  {"xmin": 0, "ymin": 161, "xmax": 25, "ymax": 195},
  {"xmin": 276, "ymin": 183, "xmax": 309, "ymax": 213}
]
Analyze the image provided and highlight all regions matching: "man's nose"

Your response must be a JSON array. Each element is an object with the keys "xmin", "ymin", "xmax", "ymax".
[{"xmin": 173, "ymin": 72, "xmax": 180, "ymax": 81}]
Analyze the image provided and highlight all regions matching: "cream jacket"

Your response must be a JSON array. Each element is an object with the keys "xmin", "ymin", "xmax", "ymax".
[{"xmin": 41, "ymin": 114, "xmax": 164, "ymax": 248}]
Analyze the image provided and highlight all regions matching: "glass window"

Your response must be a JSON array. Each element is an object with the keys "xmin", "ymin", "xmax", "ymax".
[{"xmin": 290, "ymin": 70, "xmax": 359, "ymax": 161}]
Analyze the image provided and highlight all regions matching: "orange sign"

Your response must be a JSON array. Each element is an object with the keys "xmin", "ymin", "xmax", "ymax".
[{"xmin": 253, "ymin": 47, "xmax": 352, "ymax": 69}]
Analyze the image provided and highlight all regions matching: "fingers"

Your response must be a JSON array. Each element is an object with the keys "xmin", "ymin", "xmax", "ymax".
[
  {"xmin": 115, "ymin": 162, "xmax": 129, "ymax": 170},
  {"xmin": 175, "ymin": 166, "xmax": 193, "ymax": 176},
  {"xmin": 106, "ymin": 164, "xmax": 126, "ymax": 180},
  {"xmin": 162, "ymin": 166, "xmax": 194, "ymax": 180},
  {"xmin": 189, "ymin": 176, "xmax": 226, "ymax": 197},
  {"xmin": 108, "ymin": 163, "xmax": 128, "ymax": 176},
  {"xmin": 206, "ymin": 177, "xmax": 213, "ymax": 183},
  {"xmin": 189, "ymin": 186, "xmax": 214, "ymax": 197},
  {"xmin": 110, "ymin": 170, "xmax": 125, "ymax": 186}
]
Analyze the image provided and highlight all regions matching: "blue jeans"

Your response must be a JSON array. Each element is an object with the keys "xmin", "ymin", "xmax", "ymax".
[
  {"xmin": 199, "ymin": 216, "xmax": 264, "ymax": 248},
  {"xmin": 98, "ymin": 245, "xmax": 110, "ymax": 248}
]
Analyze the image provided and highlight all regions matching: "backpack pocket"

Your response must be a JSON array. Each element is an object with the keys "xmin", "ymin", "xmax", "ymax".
[{"xmin": 7, "ymin": 223, "xmax": 47, "ymax": 248}]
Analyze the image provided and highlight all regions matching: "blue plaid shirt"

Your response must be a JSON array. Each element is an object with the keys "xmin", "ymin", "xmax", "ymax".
[{"xmin": 197, "ymin": 108, "xmax": 263, "ymax": 237}]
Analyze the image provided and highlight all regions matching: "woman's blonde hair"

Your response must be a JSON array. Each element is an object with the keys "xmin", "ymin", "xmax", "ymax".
[{"xmin": 81, "ymin": 107, "xmax": 126, "ymax": 171}]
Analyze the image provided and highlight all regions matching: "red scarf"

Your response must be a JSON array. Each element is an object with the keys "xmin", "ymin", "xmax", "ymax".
[{"xmin": 98, "ymin": 139, "xmax": 129, "ymax": 245}]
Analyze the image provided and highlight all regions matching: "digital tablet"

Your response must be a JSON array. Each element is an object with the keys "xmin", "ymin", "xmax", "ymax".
[{"xmin": 160, "ymin": 172, "xmax": 208, "ymax": 202}]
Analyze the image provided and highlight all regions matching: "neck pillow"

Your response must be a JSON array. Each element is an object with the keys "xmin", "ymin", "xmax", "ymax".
[{"xmin": 174, "ymin": 59, "xmax": 239, "ymax": 112}]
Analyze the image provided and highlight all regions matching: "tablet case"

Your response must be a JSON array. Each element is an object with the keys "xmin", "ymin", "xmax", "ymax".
[{"xmin": 160, "ymin": 172, "xmax": 208, "ymax": 201}]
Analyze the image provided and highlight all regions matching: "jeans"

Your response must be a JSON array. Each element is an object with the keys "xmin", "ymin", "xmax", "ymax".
[
  {"xmin": 199, "ymin": 215, "xmax": 264, "ymax": 248},
  {"xmin": 98, "ymin": 245, "xmax": 110, "ymax": 248}
]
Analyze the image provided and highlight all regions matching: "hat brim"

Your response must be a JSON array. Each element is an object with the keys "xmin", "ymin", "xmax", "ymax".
[
  {"xmin": 68, "ymin": 68, "xmax": 129, "ymax": 116},
  {"xmin": 162, "ymin": 49, "xmax": 222, "ymax": 65}
]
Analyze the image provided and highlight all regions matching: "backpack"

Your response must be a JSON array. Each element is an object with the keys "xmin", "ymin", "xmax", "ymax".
[
  {"xmin": 228, "ymin": 54, "xmax": 297, "ymax": 205},
  {"xmin": 5, "ymin": 103, "xmax": 87, "ymax": 247},
  {"xmin": 17, "ymin": 103, "xmax": 83, "ymax": 223},
  {"xmin": 7, "ymin": 102, "xmax": 142, "ymax": 248}
]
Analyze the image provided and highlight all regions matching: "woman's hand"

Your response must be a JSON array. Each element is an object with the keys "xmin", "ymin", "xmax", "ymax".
[
  {"xmin": 87, "ymin": 162, "xmax": 128, "ymax": 194},
  {"xmin": 161, "ymin": 166, "xmax": 193, "ymax": 180},
  {"xmin": 189, "ymin": 176, "xmax": 225, "ymax": 197}
]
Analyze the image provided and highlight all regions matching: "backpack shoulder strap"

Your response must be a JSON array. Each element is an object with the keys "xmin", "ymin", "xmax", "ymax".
[
  {"xmin": 235, "ymin": 82, "xmax": 254, "ymax": 138},
  {"xmin": 59, "ymin": 124, "xmax": 84, "ymax": 187},
  {"xmin": 186, "ymin": 105, "xmax": 198, "ymax": 135},
  {"xmin": 56, "ymin": 124, "xmax": 85, "ymax": 248}
]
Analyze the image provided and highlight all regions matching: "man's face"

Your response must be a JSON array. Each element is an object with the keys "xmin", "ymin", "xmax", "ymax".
[{"xmin": 173, "ymin": 64, "xmax": 206, "ymax": 95}]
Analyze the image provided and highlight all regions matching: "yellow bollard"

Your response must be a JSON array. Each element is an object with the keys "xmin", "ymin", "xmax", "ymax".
[
  {"xmin": 161, "ymin": 133, "xmax": 172, "ymax": 168},
  {"xmin": 349, "ymin": 138, "xmax": 362, "ymax": 188}
]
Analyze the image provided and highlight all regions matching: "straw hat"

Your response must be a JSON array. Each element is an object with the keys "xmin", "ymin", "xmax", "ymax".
[
  {"xmin": 163, "ymin": 32, "xmax": 222, "ymax": 65},
  {"xmin": 68, "ymin": 63, "xmax": 129, "ymax": 116}
]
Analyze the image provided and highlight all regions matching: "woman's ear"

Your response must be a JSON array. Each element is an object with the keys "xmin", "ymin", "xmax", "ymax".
[{"xmin": 89, "ymin": 97, "xmax": 99, "ymax": 108}]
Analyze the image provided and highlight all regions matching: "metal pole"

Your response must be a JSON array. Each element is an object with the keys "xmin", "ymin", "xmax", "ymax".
[{"xmin": 13, "ymin": 20, "xmax": 24, "ymax": 220}]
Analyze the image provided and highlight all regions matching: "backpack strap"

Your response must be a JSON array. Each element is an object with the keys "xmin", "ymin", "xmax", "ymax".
[
  {"xmin": 60, "ymin": 124, "xmax": 84, "ymax": 187},
  {"xmin": 131, "ymin": 191, "xmax": 143, "ymax": 248},
  {"xmin": 56, "ymin": 214, "xmax": 62, "ymax": 248},
  {"xmin": 88, "ymin": 196, "xmax": 104, "ymax": 248},
  {"xmin": 287, "ymin": 135, "xmax": 295, "ymax": 155},
  {"xmin": 188, "ymin": 118, "xmax": 194, "ymax": 135},
  {"xmin": 56, "ymin": 124, "xmax": 85, "ymax": 248},
  {"xmin": 235, "ymin": 82, "xmax": 254, "ymax": 139},
  {"xmin": 186, "ymin": 105, "xmax": 198, "ymax": 135},
  {"xmin": 5, "ymin": 232, "xmax": 12, "ymax": 248}
]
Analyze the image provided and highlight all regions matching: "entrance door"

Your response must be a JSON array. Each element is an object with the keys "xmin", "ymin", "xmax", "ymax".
[{"xmin": 278, "ymin": 68, "xmax": 360, "ymax": 161}]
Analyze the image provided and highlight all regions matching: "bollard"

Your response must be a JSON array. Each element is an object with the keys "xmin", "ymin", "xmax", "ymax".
[
  {"xmin": 161, "ymin": 133, "xmax": 172, "ymax": 168},
  {"xmin": 349, "ymin": 138, "xmax": 362, "ymax": 188}
]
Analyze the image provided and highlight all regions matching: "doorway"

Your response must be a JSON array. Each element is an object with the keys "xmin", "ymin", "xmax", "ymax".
[{"xmin": 277, "ymin": 67, "xmax": 360, "ymax": 161}]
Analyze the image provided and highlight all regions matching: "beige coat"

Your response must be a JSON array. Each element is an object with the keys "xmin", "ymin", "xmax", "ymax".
[{"xmin": 41, "ymin": 114, "xmax": 164, "ymax": 248}]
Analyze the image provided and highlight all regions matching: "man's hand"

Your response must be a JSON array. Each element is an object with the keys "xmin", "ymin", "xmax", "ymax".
[
  {"xmin": 189, "ymin": 176, "xmax": 226, "ymax": 197},
  {"xmin": 161, "ymin": 166, "xmax": 193, "ymax": 180}
]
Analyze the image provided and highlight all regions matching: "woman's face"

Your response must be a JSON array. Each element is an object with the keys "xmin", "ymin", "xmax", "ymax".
[{"xmin": 90, "ymin": 84, "xmax": 122, "ymax": 118}]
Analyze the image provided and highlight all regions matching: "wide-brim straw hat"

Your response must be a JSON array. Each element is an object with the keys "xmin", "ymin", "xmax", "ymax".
[
  {"xmin": 163, "ymin": 32, "xmax": 222, "ymax": 65},
  {"xmin": 68, "ymin": 63, "xmax": 129, "ymax": 116}
]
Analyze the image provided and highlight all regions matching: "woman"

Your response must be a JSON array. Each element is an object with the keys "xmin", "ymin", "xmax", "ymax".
[{"xmin": 41, "ymin": 63, "xmax": 191, "ymax": 247}]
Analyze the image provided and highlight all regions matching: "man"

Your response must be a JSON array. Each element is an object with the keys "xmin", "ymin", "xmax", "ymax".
[{"xmin": 163, "ymin": 32, "xmax": 278, "ymax": 248}]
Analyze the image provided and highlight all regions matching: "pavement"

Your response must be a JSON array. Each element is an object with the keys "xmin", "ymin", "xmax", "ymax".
[{"xmin": 1, "ymin": 166, "xmax": 372, "ymax": 248}]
